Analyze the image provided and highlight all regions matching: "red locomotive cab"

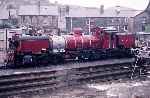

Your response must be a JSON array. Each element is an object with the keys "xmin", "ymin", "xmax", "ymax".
[
  {"xmin": 116, "ymin": 33, "xmax": 135, "ymax": 48},
  {"xmin": 127, "ymin": 34, "xmax": 135, "ymax": 48},
  {"xmin": 101, "ymin": 27, "xmax": 117, "ymax": 49}
]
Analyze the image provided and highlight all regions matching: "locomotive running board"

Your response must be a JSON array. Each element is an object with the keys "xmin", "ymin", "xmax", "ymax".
[{"xmin": 62, "ymin": 58, "xmax": 135, "ymax": 70}]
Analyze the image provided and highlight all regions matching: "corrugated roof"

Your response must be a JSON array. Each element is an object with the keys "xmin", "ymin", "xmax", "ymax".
[{"xmin": 18, "ymin": 5, "xmax": 58, "ymax": 16}]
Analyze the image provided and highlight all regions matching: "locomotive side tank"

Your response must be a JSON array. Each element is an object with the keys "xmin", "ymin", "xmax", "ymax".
[
  {"xmin": 63, "ymin": 32, "xmax": 102, "ymax": 51},
  {"xmin": 9, "ymin": 36, "xmax": 50, "ymax": 66},
  {"xmin": 16, "ymin": 36, "xmax": 49, "ymax": 54},
  {"xmin": 63, "ymin": 28, "xmax": 84, "ymax": 50},
  {"xmin": 62, "ymin": 27, "xmax": 103, "ymax": 60},
  {"xmin": 83, "ymin": 35, "xmax": 102, "ymax": 49}
]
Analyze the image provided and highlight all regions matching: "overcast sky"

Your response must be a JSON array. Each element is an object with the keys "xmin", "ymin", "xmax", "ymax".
[{"xmin": 49, "ymin": 0, "xmax": 149, "ymax": 10}]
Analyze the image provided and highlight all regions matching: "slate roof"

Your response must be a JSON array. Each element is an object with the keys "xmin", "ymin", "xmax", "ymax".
[
  {"xmin": 68, "ymin": 6, "xmax": 100, "ymax": 17},
  {"xmin": 0, "ymin": 4, "xmax": 143, "ymax": 19},
  {"xmin": 100, "ymin": 6, "xmax": 142, "ymax": 18},
  {"xmin": 67, "ymin": 5, "xmax": 142, "ymax": 18}
]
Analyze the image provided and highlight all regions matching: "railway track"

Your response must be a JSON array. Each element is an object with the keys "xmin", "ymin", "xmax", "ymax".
[{"xmin": 0, "ymin": 58, "xmax": 139, "ymax": 97}]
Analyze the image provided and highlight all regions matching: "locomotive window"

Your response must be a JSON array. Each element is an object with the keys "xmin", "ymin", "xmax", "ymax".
[
  {"xmin": 111, "ymin": 34, "xmax": 115, "ymax": 40},
  {"xmin": 14, "ymin": 41, "xmax": 19, "ymax": 48}
]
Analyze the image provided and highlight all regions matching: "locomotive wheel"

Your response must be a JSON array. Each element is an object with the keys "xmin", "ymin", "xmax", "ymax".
[
  {"xmin": 13, "ymin": 55, "xmax": 24, "ymax": 68},
  {"xmin": 32, "ymin": 56, "xmax": 38, "ymax": 66},
  {"xmin": 78, "ymin": 55, "xmax": 85, "ymax": 61},
  {"xmin": 51, "ymin": 54, "xmax": 64, "ymax": 65},
  {"xmin": 37, "ymin": 55, "xmax": 49, "ymax": 66},
  {"xmin": 52, "ymin": 56, "xmax": 58, "ymax": 64},
  {"xmin": 89, "ymin": 53, "xmax": 96, "ymax": 61},
  {"xmin": 6, "ymin": 62, "xmax": 16, "ymax": 68}
]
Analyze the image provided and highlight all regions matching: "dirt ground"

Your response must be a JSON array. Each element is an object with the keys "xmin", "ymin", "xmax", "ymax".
[{"xmin": 9, "ymin": 79, "xmax": 150, "ymax": 98}]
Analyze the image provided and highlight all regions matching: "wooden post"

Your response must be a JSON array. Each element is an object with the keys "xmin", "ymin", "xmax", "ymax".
[{"xmin": 88, "ymin": 18, "xmax": 91, "ymax": 33}]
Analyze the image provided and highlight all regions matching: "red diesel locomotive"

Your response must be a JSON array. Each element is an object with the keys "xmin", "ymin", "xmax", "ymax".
[{"xmin": 6, "ymin": 27, "xmax": 135, "ymax": 67}]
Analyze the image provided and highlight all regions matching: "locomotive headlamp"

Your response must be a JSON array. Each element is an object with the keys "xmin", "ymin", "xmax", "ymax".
[
  {"xmin": 41, "ymin": 48, "xmax": 47, "ymax": 53},
  {"xmin": 42, "ymin": 48, "xmax": 46, "ymax": 51}
]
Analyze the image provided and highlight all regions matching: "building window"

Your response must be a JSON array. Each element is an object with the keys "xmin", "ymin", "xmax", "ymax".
[
  {"xmin": 141, "ymin": 17, "xmax": 146, "ymax": 24},
  {"xmin": 124, "ymin": 25, "xmax": 128, "ymax": 31},
  {"xmin": 142, "ymin": 25, "xmax": 145, "ymax": 31}
]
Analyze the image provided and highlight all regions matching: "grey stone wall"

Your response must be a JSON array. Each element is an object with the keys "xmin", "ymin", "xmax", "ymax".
[
  {"xmin": 19, "ymin": 15, "xmax": 58, "ymax": 29},
  {"xmin": 134, "ymin": 12, "xmax": 149, "ymax": 32}
]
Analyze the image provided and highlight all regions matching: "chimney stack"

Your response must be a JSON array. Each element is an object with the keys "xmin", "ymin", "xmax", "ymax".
[
  {"xmin": 54, "ymin": 1, "xmax": 58, "ymax": 4},
  {"xmin": 100, "ymin": 5, "xmax": 104, "ymax": 14},
  {"xmin": 115, "ymin": 5, "xmax": 121, "ymax": 15}
]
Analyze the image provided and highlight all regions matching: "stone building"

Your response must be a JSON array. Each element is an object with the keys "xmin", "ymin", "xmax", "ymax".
[
  {"xmin": 133, "ymin": 11, "xmax": 148, "ymax": 32},
  {"xmin": 0, "ymin": 0, "xmax": 148, "ymax": 33},
  {"xmin": 18, "ymin": 5, "xmax": 58, "ymax": 29},
  {"xmin": 64, "ymin": 5, "xmax": 142, "ymax": 33},
  {"xmin": 136, "ymin": 1, "xmax": 150, "ymax": 32},
  {"xmin": 0, "ymin": 0, "xmax": 51, "ymax": 28}
]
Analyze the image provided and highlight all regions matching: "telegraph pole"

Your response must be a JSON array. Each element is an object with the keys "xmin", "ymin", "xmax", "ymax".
[
  {"xmin": 38, "ymin": 1, "xmax": 40, "ymax": 15},
  {"xmin": 6, "ymin": 6, "xmax": 11, "ymax": 51},
  {"xmin": 70, "ymin": 17, "xmax": 72, "ymax": 32},
  {"xmin": 88, "ymin": 18, "xmax": 91, "ymax": 33},
  {"xmin": 5, "ymin": 28, "xmax": 8, "ymax": 51},
  {"xmin": 37, "ymin": 1, "xmax": 40, "ymax": 27}
]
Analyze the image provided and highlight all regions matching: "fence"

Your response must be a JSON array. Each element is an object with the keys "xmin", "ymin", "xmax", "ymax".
[
  {"xmin": 0, "ymin": 51, "xmax": 6, "ymax": 65},
  {"xmin": 0, "ymin": 28, "xmax": 21, "ymax": 65},
  {"xmin": 0, "ymin": 29, "xmax": 7, "ymax": 65}
]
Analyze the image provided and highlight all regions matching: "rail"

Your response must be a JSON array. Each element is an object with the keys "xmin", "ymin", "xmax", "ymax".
[{"xmin": 0, "ymin": 58, "xmax": 141, "ymax": 97}]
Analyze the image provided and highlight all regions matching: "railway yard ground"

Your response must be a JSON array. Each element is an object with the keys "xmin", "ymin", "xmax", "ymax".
[
  {"xmin": 0, "ymin": 57, "xmax": 149, "ymax": 98},
  {"xmin": 9, "ymin": 79, "xmax": 150, "ymax": 98}
]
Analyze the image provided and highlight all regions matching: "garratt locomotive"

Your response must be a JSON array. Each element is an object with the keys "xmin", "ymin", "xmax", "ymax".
[{"xmin": 6, "ymin": 27, "xmax": 135, "ymax": 67}]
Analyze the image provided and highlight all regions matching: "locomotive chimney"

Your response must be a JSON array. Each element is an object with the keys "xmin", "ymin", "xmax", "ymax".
[
  {"xmin": 91, "ymin": 27, "xmax": 103, "ymax": 38},
  {"xmin": 100, "ymin": 5, "xmax": 104, "ymax": 14}
]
